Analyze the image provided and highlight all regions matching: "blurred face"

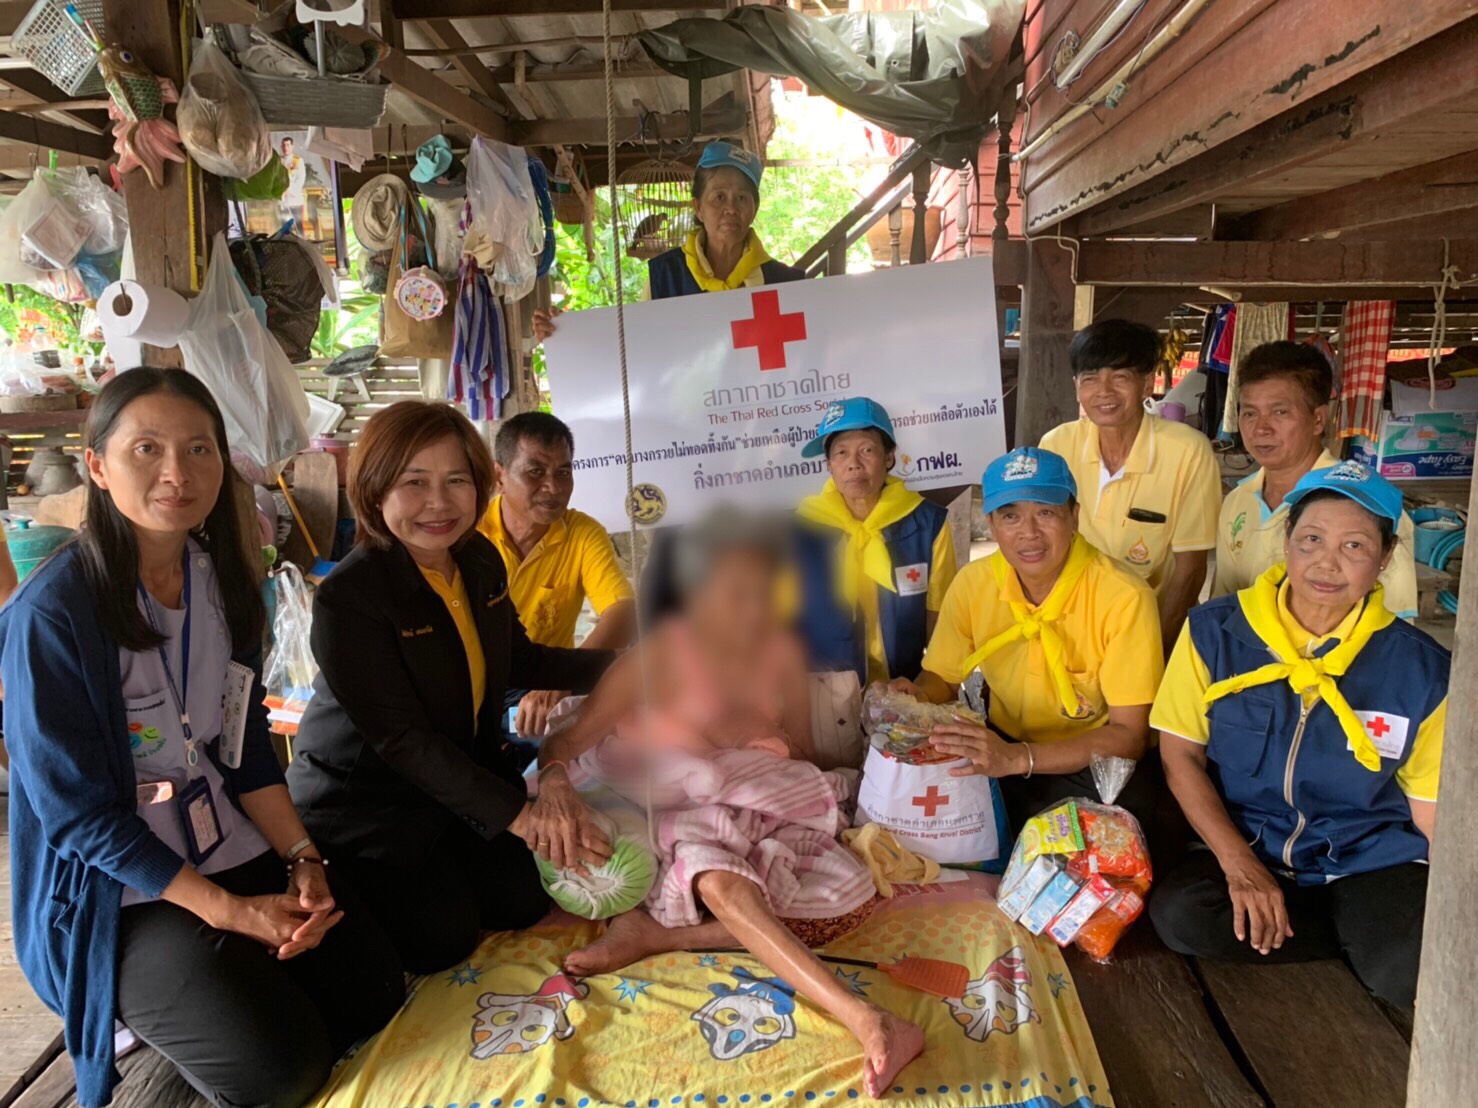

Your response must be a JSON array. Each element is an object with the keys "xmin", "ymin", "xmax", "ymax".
[
  {"xmin": 1284, "ymin": 496, "xmax": 1390, "ymax": 614},
  {"xmin": 281, "ymin": 138, "xmax": 293, "ymax": 156},
  {"xmin": 1238, "ymin": 377, "xmax": 1326, "ymax": 471},
  {"xmin": 826, "ymin": 429, "xmax": 894, "ymax": 509},
  {"xmin": 1075, "ymin": 367, "xmax": 1152, "ymax": 431},
  {"xmin": 990, "ymin": 500, "xmax": 1079, "ymax": 580},
  {"xmin": 496, "ymin": 436, "xmax": 574, "ymax": 527},
  {"xmin": 690, "ymin": 547, "xmax": 777, "ymax": 650},
  {"xmin": 86, "ymin": 392, "xmax": 224, "ymax": 538},
  {"xmin": 694, "ymin": 167, "xmax": 759, "ymax": 246},
  {"xmin": 380, "ymin": 436, "xmax": 479, "ymax": 562}
]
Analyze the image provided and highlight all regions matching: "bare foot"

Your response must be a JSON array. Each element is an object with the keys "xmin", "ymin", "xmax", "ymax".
[
  {"xmin": 563, "ymin": 909, "xmax": 672, "ymax": 976},
  {"xmin": 857, "ymin": 1009, "xmax": 925, "ymax": 1099}
]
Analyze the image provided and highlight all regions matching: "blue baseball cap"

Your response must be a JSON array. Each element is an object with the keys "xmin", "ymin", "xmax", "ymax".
[
  {"xmin": 801, "ymin": 397, "xmax": 896, "ymax": 459},
  {"xmin": 1283, "ymin": 459, "xmax": 1403, "ymax": 523},
  {"xmin": 697, "ymin": 142, "xmax": 763, "ymax": 189},
  {"xmin": 981, "ymin": 448, "xmax": 1078, "ymax": 515}
]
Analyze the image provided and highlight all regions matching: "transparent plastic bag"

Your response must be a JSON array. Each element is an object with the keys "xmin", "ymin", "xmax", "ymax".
[
  {"xmin": 861, "ymin": 682, "xmax": 985, "ymax": 758},
  {"xmin": 262, "ymin": 563, "xmax": 317, "ymax": 718},
  {"xmin": 996, "ymin": 754, "xmax": 1152, "ymax": 961},
  {"xmin": 177, "ymin": 40, "xmax": 273, "ymax": 180},
  {"xmin": 178, "ymin": 231, "xmax": 310, "ymax": 482},
  {"xmin": 464, "ymin": 135, "xmax": 542, "ymax": 299},
  {"xmin": 43, "ymin": 167, "xmax": 128, "ymax": 256}
]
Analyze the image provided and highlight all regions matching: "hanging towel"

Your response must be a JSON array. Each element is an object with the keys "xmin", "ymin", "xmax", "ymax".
[
  {"xmin": 1336, "ymin": 301, "xmax": 1396, "ymax": 440},
  {"xmin": 449, "ymin": 257, "xmax": 502, "ymax": 421},
  {"xmin": 1221, "ymin": 302, "xmax": 1290, "ymax": 434}
]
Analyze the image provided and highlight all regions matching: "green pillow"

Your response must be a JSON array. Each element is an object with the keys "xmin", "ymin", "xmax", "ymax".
[
  {"xmin": 224, "ymin": 157, "xmax": 289, "ymax": 202},
  {"xmin": 536, "ymin": 832, "xmax": 658, "ymax": 920}
]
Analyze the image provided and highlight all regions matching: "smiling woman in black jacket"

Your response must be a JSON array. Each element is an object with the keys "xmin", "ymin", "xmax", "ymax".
[{"xmin": 288, "ymin": 402, "xmax": 614, "ymax": 972}]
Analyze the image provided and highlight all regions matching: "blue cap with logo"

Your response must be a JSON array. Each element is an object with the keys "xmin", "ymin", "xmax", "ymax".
[
  {"xmin": 801, "ymin": 397, "xmax": 897, "ymax": 459},
  {"xmin": 1282, "ymin": 459, "xmax": 1403, "ymax": 523},
  {"xmin": 698, "ymin": 141, "xmax": 764, "ymax": 189},
  {"xmin": 981, "ymin": 447, "xmax": 1078, "ymax": 515}
]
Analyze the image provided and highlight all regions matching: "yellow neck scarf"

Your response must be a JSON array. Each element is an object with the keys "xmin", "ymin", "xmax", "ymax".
[
  {"xmin": 1203, "ymin": 565, "xmax": 1393, "ymax": 772},
  {"xmin": 961, "ymin": 534, "xmax": 1094, "ymax": 717},
  {"xmin": 797, "ymin": 476, "xmax": 923, "ymax": 608},
  {"xmin": 682, "ymin": 228, "xmax": 771, "ymax": 292}
]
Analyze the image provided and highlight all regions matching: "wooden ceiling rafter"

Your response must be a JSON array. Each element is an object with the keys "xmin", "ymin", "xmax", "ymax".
[
  {"xmin": 1073, "ymin": 239, "xmax": 1478, "ymax": 288},
  {"xmin": 390, "ymin": 0, "xmax": 723, "ymax": 17}
]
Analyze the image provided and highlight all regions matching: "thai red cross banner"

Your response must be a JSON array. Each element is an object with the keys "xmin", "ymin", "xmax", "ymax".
[{"xmin": 544, "ymin": 255, "xmax": 1006, "ymax": 530}]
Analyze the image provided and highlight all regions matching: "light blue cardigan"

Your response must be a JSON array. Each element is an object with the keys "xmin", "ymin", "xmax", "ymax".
[{"xmin": 0, "ymin": 543, "xmax": 282, "ymax": 1106}]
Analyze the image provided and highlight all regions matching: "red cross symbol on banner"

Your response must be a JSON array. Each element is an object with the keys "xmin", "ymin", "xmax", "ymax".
[
  {"xmin": 731, "ymin": 289, "xmax": 807, "ymax": 371},
  {"xmin": 905, "ymin": 568, "xmax": 922, "ymax": 584},
  {"xmin": 911, "ymin": 785, "xmax": 950, "ymax": 818},
  {"xmin": 1367, "ymin": 715, "xmax": 1391, "ymax": 738}
]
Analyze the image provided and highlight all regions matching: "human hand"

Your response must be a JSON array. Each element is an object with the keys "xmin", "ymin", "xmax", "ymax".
[
  {"xmin": 929, "ymin": 721, "xmax": 1027, "ymax": 778},
  {"xmin": 287, "ymin": 860, "xmax": 335, "ymax": 914},
  {"xmin": 533, "ymin": 308, "xmax": 561, "ymax": 343},
  {"xmin": 516, "ymin": 689, "xmax": 568, "ymax": 738},
  {"xmin": 886, "ymin": 677, "xmax": 924, "ymax": 699},
  {"xmin": 1223, "ymin": 853, "xmax": 1293, "ymax": 955},
  {"xmin": 219, "ymin": 893, "xmax": 342, "ymax": 960},
  {"xmin": 513, "ymin": 769, "xmax": 612, "ymax": 873}
]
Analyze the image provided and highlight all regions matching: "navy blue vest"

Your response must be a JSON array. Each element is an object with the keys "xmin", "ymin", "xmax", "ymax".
[
  {"xmin": 648, "ymin": 247, "xmax": 806, "ymax": 300},
  {"xmin": 1187, "ymin": 593, "xmax": 1449, "ymax": 884},
  {"xmin": 794, "ymin": 499, "xmax": 949, "ymax": 684}
]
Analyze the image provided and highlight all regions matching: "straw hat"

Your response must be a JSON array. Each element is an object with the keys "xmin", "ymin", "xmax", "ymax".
[{"xmin": 351, "ymin": 173, "xmax": 410, "ymax": 252}]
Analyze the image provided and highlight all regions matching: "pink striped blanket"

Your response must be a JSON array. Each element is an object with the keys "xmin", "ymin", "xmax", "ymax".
[{"xmin": 573, "ymin": 740, "xmax": 877, "ymax": 928}]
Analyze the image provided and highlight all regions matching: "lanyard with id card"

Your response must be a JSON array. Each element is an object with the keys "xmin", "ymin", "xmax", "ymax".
[{"xmin": 138, "ymin": 550, "xmax": 223, "ymax": 867}]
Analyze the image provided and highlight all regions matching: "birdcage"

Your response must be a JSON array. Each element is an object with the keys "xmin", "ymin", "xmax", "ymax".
[{"xmin": 615, "ymin": 157, "xmax": 696, "ymax": 261}]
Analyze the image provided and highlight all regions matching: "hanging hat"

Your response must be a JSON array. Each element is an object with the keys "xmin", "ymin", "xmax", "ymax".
[
  {"xmin": 351, "ymin": 173, "xmax": 410, "ymax": 252},
  {"xmin": 410, "ymin": 135, "xmax": 454, "ymax": 183},
  {"xmin": 697, "ymin": 141, "xmax": 763, "ymax": 189}
]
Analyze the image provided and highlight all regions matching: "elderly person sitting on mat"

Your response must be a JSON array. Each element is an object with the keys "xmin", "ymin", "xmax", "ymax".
[{"xmin": 533, "ymin": 510, "xmax": 924, "ymax": 1099}]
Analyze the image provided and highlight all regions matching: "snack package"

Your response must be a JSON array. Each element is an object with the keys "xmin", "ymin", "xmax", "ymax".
[
  {"xmin": 861, "ymin": 682, "xmax": 986, "ymax": 756},
  {"xmin": 996, "ymin": 854, "xmax": 1061, "ymax": 922},
  {"xmin": 995, "ymin": 754, "xmax": 1152, "ymax": 960},
  {"xmin": 1019, "ymin": 870, "xmax": 1081, "ymax": 935}
]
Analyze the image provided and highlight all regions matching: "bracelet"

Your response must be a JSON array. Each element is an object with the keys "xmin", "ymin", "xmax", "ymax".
[
  {"xmin": 284, "ymin": 836, "xmax": 314, "ymax": 861},
  {"xmin": 286, "ymin": 856, "xmax": 327, "ymax": 869},
  {"xmin": 1022, "ymin": 743, "xmax": 1035, "ymax": 779}
]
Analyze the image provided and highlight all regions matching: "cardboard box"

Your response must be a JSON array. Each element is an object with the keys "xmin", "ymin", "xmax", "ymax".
[{"xmin": 1348, "ymin": 410, "xmax": 1476, "ymax": 479}]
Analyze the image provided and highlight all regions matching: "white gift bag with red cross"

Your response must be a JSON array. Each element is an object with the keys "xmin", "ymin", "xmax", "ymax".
[{"xmin": 853, "ymin": 745, "xmax": 1010, "ymax": 870}]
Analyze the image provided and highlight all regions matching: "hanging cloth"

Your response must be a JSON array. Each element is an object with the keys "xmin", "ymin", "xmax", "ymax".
[
  {"xmin": 681, "ymin": 228, "xmax": 773, "ymax": 292},
  {"xmin": 1221, "ymin": 302, "xmax": 1290, "ymax": 435},
  {"xmin": 1202, "ymin": 565, "xmax": 1394, "ymax": 772},
  {"xmin": 1336, "ymin": 301, "xmax": 1396, "ymax": 440},
  {"xmin": 796, "ymin": 476, "xmax": 923, "ymax": 609},
  {"xmin": 958, "ymin": 534, "xmax": 1094, "ymax": 719}
]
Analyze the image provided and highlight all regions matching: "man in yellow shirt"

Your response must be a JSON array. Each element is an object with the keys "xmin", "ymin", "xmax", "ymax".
[
  {"xmin": 477, "ymin": 412, "xmax": 634, "ymax": 737},
  {"xmin": 1040, "ymin": 319, "xmax": 1222, "ymax": 647},
  {"xmin": 894, "ymin": 447, "xmax": 1164, "ymax": 826},
  {"xmin": 1212, "ymin": 340, "xmax": 1418, "ymax": 618}
]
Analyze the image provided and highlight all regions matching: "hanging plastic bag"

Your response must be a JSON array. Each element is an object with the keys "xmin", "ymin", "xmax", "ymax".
[
  {"xmin": 995, "ymin": 755, "xmax": 1152, "ymax": 962},
  {"xmin": 464, "ymin": 135, "xmax": 542, "ymax": 299},
  {"xmin": 178, "ymin": 231, "xmax": 310, "ymax": 482},
  {"xmin": 262, "ymin": 562, "xmax": 317, "ymax": 735},
  {"xmin": 177, "ymin": 39, "xmax": 273, "ymax": 180},
  {"xmin": 42, "ymin": 167, "xmax": 128, "ymax": 256}
]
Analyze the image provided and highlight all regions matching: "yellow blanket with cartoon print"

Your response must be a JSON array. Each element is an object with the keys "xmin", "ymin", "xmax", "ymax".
[{"xmin": 311, "ymin": 879, "xmax": 1111, "ymax": 1108}]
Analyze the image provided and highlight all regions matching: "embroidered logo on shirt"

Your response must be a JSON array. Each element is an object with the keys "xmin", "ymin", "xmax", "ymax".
[
  {"xmin": 1060, "ymin": 689, "xmax": 1095, "ymax": 720},
  {"xmin": 895, "ymin": 562, "xmax": 929, "ymax": 596},
  {"xmin": 486, "ymin": 585, "xmax": 509, "ymax": 607},
  {"xmin": 401, "ymin": 625, "xmax": 435, "ymax": 638},
  {"xmin": 1125, "ymin": 538, "xmax": 1151, "ymax": 565},
  {"xmin": 1229, "ymin": 511, "xmax": 1247, "ymax": 554},
  {"xmin": 127, "ymin": 720, "xmax": 165, "ymax": 758},
  {"xmin": 1349, "ymin": 711, "xmax": 1410, "ymax": 760}
]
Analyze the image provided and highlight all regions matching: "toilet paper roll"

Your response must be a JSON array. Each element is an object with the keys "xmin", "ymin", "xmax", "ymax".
[{"xmin": 97, "ymin": 280, "xmax": 190, "ymax": 351}]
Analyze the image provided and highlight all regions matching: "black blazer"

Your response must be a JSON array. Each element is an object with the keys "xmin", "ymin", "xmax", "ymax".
[{"xmin": 287, "ymin": 533, "xmax": 612, "ymax": 869}]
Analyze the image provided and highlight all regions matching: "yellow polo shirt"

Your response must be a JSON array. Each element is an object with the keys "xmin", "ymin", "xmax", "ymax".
[
  {"xmin": 1153, "ymin": 580, "xmax": 1444, "ymax": 800},
  {"xmin": 1211, "ymin": 449, "xmax": 1418, "ymax": 618},
  {"xmin": 1040, "ymin": 414, "xmax": 1222, "ymax": 595},
  {"xmin": 921, "ymin": 542, "xmax": 1163, "ymax": 744},
  {"xmin": 477, "ymin": 496, "xmax": 633, "ymax": 648},
  {"xmin": 418, "ymin": 564, "xmax": 486, "ymax": 718}
]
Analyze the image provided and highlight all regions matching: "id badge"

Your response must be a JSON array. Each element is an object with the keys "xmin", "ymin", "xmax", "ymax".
[
  {"xmin": 175, "ymin": 776, "xmax": 224, "ymax": 866},
  {"xmin": 219, "ymin": 660, "xmax": 254, "ymax": 769}
]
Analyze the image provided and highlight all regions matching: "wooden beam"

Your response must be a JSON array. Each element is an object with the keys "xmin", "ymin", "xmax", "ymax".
[
  {"xmin": 511, "ymin": 105, "xmax": 746, "ymax": 146},
  {"xmin": 0, "ymin": 111, "xmax": 111, "ymax": 160},
  {"xmin": 1030, "ymin": 11, "xmax": 1478, "ymax": 235},
  {"xmin": 1408, "ymin": 446, "xmax": 1478, "ymax": 1104},
  {"xmin": 0, "ymin": 69, "xmax": 109, "ymax": 135},
  {"xmin": 198, "ymin": 0, "xmax": 509, "ymax": 142},
  {"xmin": 422, "ymin": 19, "xmax": 506, "ymax": 104},
  {"xmin": 0, "ymin": 145, "xmax": 98, "ymax": 170},
  {"xmin": 1075, "ymin": 239, "xmax": 1478, "ymax": 288},
  {"xmin": 1226, "ymin": 151, "xmax": 1478, "ymax": 242},
  {"xmin": 392, "ymin": 0, "xmax": 721, "ymax": 15},
  {"xmin": 0, "ymin": 99, "xmax": 111, "ymax": 113},
  {"xmin": 1015, "ymin": 236, "xmax": 1077, "ymax": 449}
]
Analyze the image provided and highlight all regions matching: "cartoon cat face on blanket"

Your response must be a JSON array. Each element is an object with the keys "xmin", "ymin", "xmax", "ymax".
[
  {"xmin": 471, "ymin": 974, "xmax": 589, "ymax": 1059},
  {"xmin": 693, "ymin": 968, "xmax": 798, "ymax": 1060},
  {"xmin": 943, "ymin": 946, "xmax": 1040, "ymax": 1043}
]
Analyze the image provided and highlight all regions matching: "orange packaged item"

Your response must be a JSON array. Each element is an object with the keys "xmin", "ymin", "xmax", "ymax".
[{"xmin": 1073, "ymin": 876, "xmax": 1150, "ymax": 960}]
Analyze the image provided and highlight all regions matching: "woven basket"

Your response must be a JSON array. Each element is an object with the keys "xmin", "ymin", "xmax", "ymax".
[{"xmin": 243, "ymin": 72, "xmax": 388, "ymax": 129}]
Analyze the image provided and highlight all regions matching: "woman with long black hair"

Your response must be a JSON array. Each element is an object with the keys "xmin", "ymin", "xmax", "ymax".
[{"xmin": 0, "ymin": 368, "xmax": 403, "ymax": 1108}]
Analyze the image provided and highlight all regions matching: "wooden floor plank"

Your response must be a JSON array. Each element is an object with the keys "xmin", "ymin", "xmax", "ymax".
[
  {"xmin": 8, "ymin": 1054, "xmax": 74, "ymax": 1108},
  {"xmin": 1066, "ymin": 927, "xmax": 1265, "ymax": 1108},
  {"xmin": 1197, "ymin": 959, "xmax": 1409, "ymax": 1108}
]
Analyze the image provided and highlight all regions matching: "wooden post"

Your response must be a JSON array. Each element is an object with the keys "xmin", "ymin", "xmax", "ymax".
[
  {"xmin": 1407, "ymin": 473, "xmax": 1478, "ymax": 1103},
  {"xmin": 993, "ymin": 93, "xmax": 1017, "ymax": 243},
  {"xmin": 1015, "ymin": 238, "xmax": 1077, "ymax": 448},
  {"xmin": 909, "ymin": 160, "xmax": 930, "ymax": 265},
  {"xmin": 103, "ymin": 0, "xmax": 226, "ymax": 367}
]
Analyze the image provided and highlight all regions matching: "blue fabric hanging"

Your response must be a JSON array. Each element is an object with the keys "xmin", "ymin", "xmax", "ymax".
[{"xmin": 527, "ymin": 156, "xmax": 556, "ymax": 279}]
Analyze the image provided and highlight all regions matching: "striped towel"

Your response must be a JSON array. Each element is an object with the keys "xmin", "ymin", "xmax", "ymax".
[
  {"xmin": 448, "ymin": 256, "xmax": 503, "ymax": 421},
  {"xmin": 577, "ymin": 741, "xmax": 876, "ymax": 928},
  {"xmin": 1337, "ymin": 301, "xmax": 1396, "ymax": 439}
]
